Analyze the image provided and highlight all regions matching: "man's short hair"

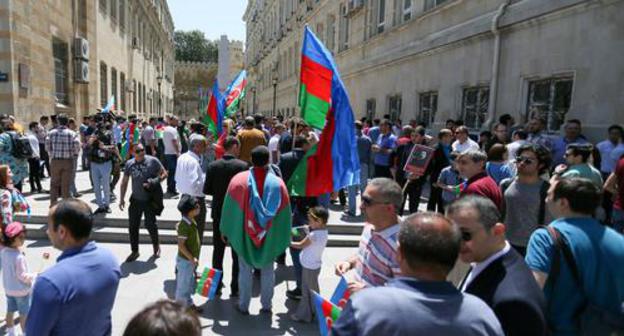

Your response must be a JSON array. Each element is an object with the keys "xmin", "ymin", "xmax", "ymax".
[
  {"xmin": 188, "ymin": 134, "xmax": 206, "ymax": 149},
  {"xmin": 498, "ymin": 114, "xmax": 513, "ymax": 125},
  {"xmin": 399, "ymin": 212, "xmax": 461, "ymax": 274},
  {"xmin": 512, "ymin": 129, "xmax": 528, "ymax": 140},
  {"xmin": 438, "ymin": 128, "xmax": 453, "ymax": 139},
  {"xmin": 380, "ymin": 119, "xmax": 392, "ymax": 127},
  {"xmin": 251, "ymin": 146, "xmax": 270, "ymax": 167},
  {"xmin": 368, "ymin": 178, "xmax": 403, "ymax": 213},
  {"xmin": 414, "ymin": 126, "xmax": 426, "ymax": 137},
  {"xmin": 566, "ymin": 143, "xmax": 593, "ymax": 162},
  {"xmin": 244, "ymin": 116, "xmax": 255, "ymax": 127},
  {"xmin": 28, "ymin": 122, "xmax": 38, "ymax": 130},
  {"xmin": 223, "ymin": 136, "xmax": 240, "ymax": 151},
  {"xmin": 608, "ymin": 124, "xmax": 624, "ymax": 135},
  {"xmin": 57, "ymin": 113, "xmax": 69, "ymax": 126},
  {"xmin": 294, "ymin": 135, "xmax": 309, "ymax": 149},
  {"xmin": 177, "ymin": 194, "xmax": 199, "ymax": 215},
  {"xmin": 566, "ymin": 119, "xmax": 582, "ymax": 127},
  {"xmin": 457, "ymin": 149, "xmax": 487, "ymax": 163},
  {"xmin": 354, "ymin": 121, "xmax": 363, "ymax": 130},
  {"xmin": 553, "ymin": 178, "xmax": 601, "ymax": 215},
  {"xmin": 373, "ymin": 118, "xmax": 381, "ymax": 125},
  {"xmin": 40, "ymin": 116, "xmax": 49, "ymax": 122},
  {"xmin": 50, "ymin": 199, "xmax": 93, "ymax": 240},
  {"xmin": 446, "ymin": 196, "xmax": 501, "ymax": 231},
  {"xmin": 455, "ymin": 125, "xmax": 469, "ymax": 135},
  {"xmin": 123, "ymin": 300, "xmax": 201, "ymax": 336},
  {"xmin": 517, "ymin": 143, "xmax": 552, "ymax": 174}
]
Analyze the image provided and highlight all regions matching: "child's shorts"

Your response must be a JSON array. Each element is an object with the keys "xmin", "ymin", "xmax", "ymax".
[{"xmin": 6, "ymin": 294, "xmax": 31, "ymax": 315}]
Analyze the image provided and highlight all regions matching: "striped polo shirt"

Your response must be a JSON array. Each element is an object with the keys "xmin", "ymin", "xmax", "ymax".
[{"xmin": 356, "ymin": 223, "xmax": 401, "ymax": 287}]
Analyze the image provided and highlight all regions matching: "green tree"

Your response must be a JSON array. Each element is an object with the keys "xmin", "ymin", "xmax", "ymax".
[{"xmin": 174, "ymin": 30, "xmax": 218, "ymax": 63}]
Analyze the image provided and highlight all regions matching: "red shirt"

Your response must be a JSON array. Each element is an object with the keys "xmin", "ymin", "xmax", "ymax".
[
  {"xmin": 614, "ymin": 158, "xmax": 624, "ymax": 210},
  {"xmin": 462, "ymin": 172, "xmax": 504, "ymax": 211}
]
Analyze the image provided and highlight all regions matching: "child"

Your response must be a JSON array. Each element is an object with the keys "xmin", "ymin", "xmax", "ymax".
[
  {"xmin": 436, "ymin": 152, "xmax": 464, "ymax": 210},
  {"xmin": 1, "ymin": 222, "xmax": 35, "ymax": 336},
  {"xmin": 175, "ymin": 195, "xmax": 202, "ymax": 313},
  {"xmin": 290, "ymin": 206, "xmax": 329, "ymax": 322}
]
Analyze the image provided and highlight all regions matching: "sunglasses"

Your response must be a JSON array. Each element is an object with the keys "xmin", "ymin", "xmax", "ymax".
[
  {"xmin": 515, "ymin": 156, "xmax": 535, "ymax": 165},
  {"xmin": 461, "ymin": 230, "xmax": 472, "ymax": 242},
  {"xmin": 135, "ymin": 148, "xmax": 145, "ymax": 153},
  {"xmin": 361, "ymin": 195, "xmax": 389, "ymax": 207}
]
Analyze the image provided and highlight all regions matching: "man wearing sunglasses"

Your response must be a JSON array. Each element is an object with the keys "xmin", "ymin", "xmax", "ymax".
[
  {"xmin": 447, "ymin": 196, "xmax": 547, "ymax": 336},
  {"xmin": 335, "ymin": 178, "xmax": 402, "ymax": 293},
  {"xmin": 501, "ymin": 144, "xmax": 552, "ymax": 256}
]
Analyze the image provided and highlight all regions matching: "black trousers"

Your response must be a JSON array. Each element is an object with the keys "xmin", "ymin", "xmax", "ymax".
[
  {"xmin": 39, "ymin": 144, "xmax": 50, "ymax": 177},
  {"xmin": 427, "ymin": 184, "xmax": 445, "ymax": 213},
  {"xmin": 399, "ymin": 178, "xmax": 425, "ymax": 215},
  {"xmin": 28, "ymin": 158, "xmax": 42, "ymax": 192},
  {"xmin": 374, "ymin": 165, "xmax": 392, "ymax": 179},
  {"xmin": 128, "ymin": 198, "xmax": 160, "ymax": 253},
  {"xmin": 212, "ymin": 214, "xmax": 239, "ymax": 294}
]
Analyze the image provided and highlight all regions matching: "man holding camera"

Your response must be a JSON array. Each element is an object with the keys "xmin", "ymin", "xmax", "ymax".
[{"xmin": 88, "ymin": 117, "xmax": 117, "ymax": 214}]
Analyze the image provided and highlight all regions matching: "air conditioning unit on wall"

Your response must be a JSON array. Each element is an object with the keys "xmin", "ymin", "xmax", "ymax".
[
  {"xmin": 74, "ymin": 60, "xmax": 89, "ymax": 83},
  {"xmin": 74, "ymin": 37, "xmax": 89, "ymax": 61}
]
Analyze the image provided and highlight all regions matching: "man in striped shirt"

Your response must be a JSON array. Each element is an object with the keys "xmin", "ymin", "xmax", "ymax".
[{"xmin": 335, "ymin": 178, "xmax": 402, "ymax": 291}]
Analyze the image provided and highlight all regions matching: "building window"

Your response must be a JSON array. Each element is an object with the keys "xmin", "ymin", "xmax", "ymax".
[
  {"xmin": 388, "ymin": 94, "xmax": 402, "ymax": 122},
  {"xmin": 110, "ymin": 0, "xmax": 117, "ymax": 22},
  {"xmin": 99, "ymin": 0, "xmax": 107, "ymax": 12},
  {"xmin": 462, "ymin": 86, "xmax": 490, "ymax": 130},
  {"xmin": 419, "ymin": 91, "xmax": 438, "ymax": 127},
  {"xmin": 52, "ymin": 39, "xmax": 69, "ymax": 105},
  {"xmin": 527, "ymin": 77, "xmax": 574, "ymax": 131},
  {"xmin": 133, "ymin": 80, "xmax": 137, "ymax": 112},
  {"xmin": 100, "ymin": 62, "xmax": 108, "ymax": 107},
  {"xmin": 119, "ymin": 0, "xmax": 126, "ymax": 32},
  {"xmin": 327, "ymin": 15, "xmax": 336, "ymax": 52},
  {"xmin": 377, "ymin": 0, "xmax": 386, "ymax": 34},
  {"xmin": 111, "ymin": 68, "xmax": 117, "ymax": 111},
  {"xmin": 425, "ymin": 0, "xmax": 449, "ymax": 11},
  {"xmin": 403, "ymin": 0, "xmax": 412, "ymax": 22},
  {"xmin": 339, "ymin": 4, "xmax": 350, "ymax": 51},
  {"xmin": 120, "ymin": 72, "xmax": 126, "ymax": 111},
  {"xmin": 366, "ymin": 98, "xmax": 376, "ymax": 122}
]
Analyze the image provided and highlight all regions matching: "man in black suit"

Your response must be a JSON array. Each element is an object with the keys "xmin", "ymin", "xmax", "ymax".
[
  {"xmin": 426, "ymin": 129, "xmax": 453, "ymax": 213},
  {"xmin": 278, "ymin": 135, "xmax": 317, "ymax": 300},
  {"xmin": 203, "ymin": 136, "xmax": 249, "ymax": 297},
  {"xmin": 446, "ymin": 195, "xmax": 547, "ymax": 336}
]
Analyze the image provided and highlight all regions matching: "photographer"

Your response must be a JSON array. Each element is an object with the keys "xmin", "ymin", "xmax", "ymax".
[{"xmin": 88, "ymin": 116, "xmax": 117, "ymax": 214}]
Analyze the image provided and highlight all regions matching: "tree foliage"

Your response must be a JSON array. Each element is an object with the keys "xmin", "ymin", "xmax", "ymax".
[{"xmin": 174, "ymin": 30, "xmax": 218, "ymax": 63}]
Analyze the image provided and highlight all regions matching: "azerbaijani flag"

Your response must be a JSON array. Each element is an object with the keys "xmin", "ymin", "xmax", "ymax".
[
  {"xmin": 330, "ymin": 277, "xmax": 351, "ymax": 309},
  {"xmin": 224, "ymin": 70, "xmax": 247, "ymax": 117},
  {"xmin": 101, "ymin": 95, "xmax": 115, "ymax": 114},
  {"xmin": 220, "ymin": 170, "xmax": 292, "ymax": 268},
  {"xmin": 313, "ymin": 291, "xmax": 342, "ymax": 336},
  {"xmin": 195, "ymin": 267, "xmax": 222, "ymax": 299},
  {"xmin": 120, "ymin": 122, "xmax": 140, "ymax": 159},
  {"xmin": 203, "ymin": 80, "xmax": 225, "ymax": 141},
  {"xmin": 287, "ymin": 26, "xmax": 360, "ymax": 197}
]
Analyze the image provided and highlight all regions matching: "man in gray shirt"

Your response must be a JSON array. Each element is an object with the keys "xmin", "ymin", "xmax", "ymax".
[
  {"xmin": 119, "ymin": 144, "xmax": 167, "ymax": 262},
  {"xmin": 501, "ymin": 143, "xmax": 552, "ymax": 256},
  {"xmin": 332, "ymin": 212, "xmax": 503, "ymax": 336}
]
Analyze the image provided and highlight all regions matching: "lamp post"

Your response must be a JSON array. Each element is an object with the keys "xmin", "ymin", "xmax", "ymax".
[
  {"xmin": 272, "ymin": 76, "xmax": 278, "ymax": 117},
  {"xmin": 156, "ymin": 75, "xmax": 163, "ymax": 117}
]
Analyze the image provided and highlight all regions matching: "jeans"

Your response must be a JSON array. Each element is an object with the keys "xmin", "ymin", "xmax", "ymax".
[
  {"xmin": 91, "ymin": 161, "xmax": 112, "ymax": 208},
  {"xmin": 175, "ymin": 256, "xmax": 196, "ymax": 307},
  {"xmin": 347, "ymin": 163, "xmax": 369, "ymax": 215},
  {"xmin": 317, "ymin": 193, "xmax": 330, "ymax": 208},
  {"xmin": 128, "ymin": 198, "xmax": 160, "ymax": 253},
  {"xmin": 612, "ymin": 208, "xmax": 624, "ymax": 234},
  {"xmin": 164, "ymin": 154, "xmax": 177, "ymax": 193},
  {"xmin": 238, "ymin": 259, "xmax": 274, "ymax": 311}
]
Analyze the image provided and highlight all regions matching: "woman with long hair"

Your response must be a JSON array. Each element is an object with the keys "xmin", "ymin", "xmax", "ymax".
[{"xmin": 0, "ymin": 119, "xmax": 28, "ymax": 191}]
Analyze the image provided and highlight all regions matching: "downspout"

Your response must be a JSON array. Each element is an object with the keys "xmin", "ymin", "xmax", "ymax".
[{"xmin": 484, "ymin": 0, "xmax": 511, "ymax": 131}]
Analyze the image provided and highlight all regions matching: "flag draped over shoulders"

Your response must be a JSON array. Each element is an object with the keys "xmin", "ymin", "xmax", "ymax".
[{"xmin": 220, "ymin": 170, "xmax": 292, "ymax": 268}]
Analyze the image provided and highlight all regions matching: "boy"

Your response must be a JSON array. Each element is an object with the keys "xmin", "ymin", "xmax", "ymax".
[
  {"xmin": 436, "ymin": 152, "xmax": 463, "ymax": 210},
  {"xmin": 175, "ymin": 195, "xmax": 202, "ymax": 313},
  {"xmin": 290, "ymin": 206, "xmax": 329, "ymax": 322}
]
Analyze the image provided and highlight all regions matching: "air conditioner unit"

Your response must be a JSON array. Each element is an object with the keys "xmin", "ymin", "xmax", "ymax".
[
  {"xmin": 132, "ymin": 37, "xmax": 140, "ymax": 49},
  {"xmin": 74, "ymin": 37, "xmax": 89, "ymax": 61},
  {"xmin": 74, "ymin": 60, "xmax": 89, "ymax": 83}
]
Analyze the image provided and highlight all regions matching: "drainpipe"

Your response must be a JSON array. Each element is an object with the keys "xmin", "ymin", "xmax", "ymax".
[{"xmin": 484, "ymin": 0, "xmax": 511, "ymax": 131}]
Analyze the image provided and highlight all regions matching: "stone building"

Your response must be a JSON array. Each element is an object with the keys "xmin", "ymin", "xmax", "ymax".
[
  {"xmin": 244, "ymin": 0, "xmax": 624, "ymax": 140},
  {"xmin": 0, "ymin": 0, "xmax": 174, "ymax": 124},
  {"xmin": 173, "ymin": 61, "xmax": 217, "ymax": 121}
]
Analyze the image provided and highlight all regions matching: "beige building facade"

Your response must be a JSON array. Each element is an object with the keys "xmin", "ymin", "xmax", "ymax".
[
  {"xmin": 244, "ymin": 0, "xmax": 624, "ymax": 140},
  {"xmin": 0, "ymin": 0, "xmax": 174, "ymax": 124}
]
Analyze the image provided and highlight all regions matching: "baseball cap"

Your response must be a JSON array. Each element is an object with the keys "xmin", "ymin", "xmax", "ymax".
[{"xmin": 4, "ymin": 222, "xmax": 25, "ymax": 239}]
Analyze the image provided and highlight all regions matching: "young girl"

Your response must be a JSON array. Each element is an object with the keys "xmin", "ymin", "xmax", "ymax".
[
  {"xmin": 2, "ymin": 222, "xmax": 35, "ymax": 336},
  {"xmin": 290, "ymin": 206, "xmax": 329, "ymax": 323}
]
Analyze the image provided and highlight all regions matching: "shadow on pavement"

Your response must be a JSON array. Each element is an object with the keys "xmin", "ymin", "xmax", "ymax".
[
  {"xmin": 120, "ymin": 259, "xmax": 157, "ymax": 278},
  {"xmin": 27, "ymin": 239, "xmax": 52, "ymax": 248},
  {"xmin": 162, "ymin": 279, "xmax": 176, "ymax": 299}
]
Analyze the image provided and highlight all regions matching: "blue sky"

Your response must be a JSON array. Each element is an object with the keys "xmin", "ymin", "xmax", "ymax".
[{"xmin": 167, "ymin": 0, "xmax": 247, "ymax": 43}]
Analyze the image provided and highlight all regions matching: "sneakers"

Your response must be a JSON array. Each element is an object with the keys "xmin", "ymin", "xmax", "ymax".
[
  {"xmin": 260, "ymin": 307, "xmax": 272, "ymax": 314},
  {"xmin": 125, "ymin": 251, "xmax": 140, "ymax": 263},
  {"xmin": 286, "ymin": 288, "xmax": 302, "ymax": 300},
  {"xmin": 93, "ymin": 206, "xmax": 111, "ymax": 214}
]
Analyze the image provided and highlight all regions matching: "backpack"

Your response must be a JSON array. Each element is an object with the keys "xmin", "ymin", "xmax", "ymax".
[
  {"xmin": 7, "ymin": 131, "xmax": 34, "ymax": 159},
  {"xmin": 546, "ymin": 227, "xmax": 624, "ymax": 334}
]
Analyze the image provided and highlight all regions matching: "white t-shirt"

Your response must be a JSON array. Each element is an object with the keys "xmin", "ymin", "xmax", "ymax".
[
  {"xmin": 268, "ymin": 134, "xmax": 280, "ymax": 163},
  {"xmin": 163, "ymin": 126, "xmax": 179, "ymax": 155},
  {"xmin": 300, "ymin": 229, "xmax": 328, "ymax": 270},
  {"xmin": 452, "ymin": 138, "xmax": 480, "ymax": 153}
]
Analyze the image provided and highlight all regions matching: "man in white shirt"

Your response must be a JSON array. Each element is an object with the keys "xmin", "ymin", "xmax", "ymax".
[
  {"xmin": 452, "ymin": 126, "xmax": 480, "ymax": 153},
  {"xmin": 446, "ymin": 196, "xmax": 547, "ymax": 336},
  {"xmin": 27, "ymin": 122, "xmax": 42, "ymax": 193},
  {"xmin": 268, "ymin": 123, "xmax": 284, "ymax": 164},
  {"xmin": 175, "ymin": 134, "xmax": 208, "ymax": 246},
  {"xmin": 163, "ymin": 116, "xmax": 180, "ymax": 196}
]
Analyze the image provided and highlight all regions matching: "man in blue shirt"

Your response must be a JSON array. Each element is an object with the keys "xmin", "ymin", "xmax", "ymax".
[
  {"xmin": 550, "ymin": 119, "xmax": 589, "ymax": 167},
  {"xmin": 346, "ymin": 121, "xmax": 372, "ymax": 216},
  {"xmin": 26, "ymin": 199, "xmax": 121, "ymax": 335},
  {"xmin": 526, "ymin": 178, "xmax": 624, "ymax": 335},
  {"xmin": 372, "ymin": 119, "xmax": 397, "ymax": 179},
  {"xmin": 332, "ymin": 212, "xmax": 503, "ymax": 335}
]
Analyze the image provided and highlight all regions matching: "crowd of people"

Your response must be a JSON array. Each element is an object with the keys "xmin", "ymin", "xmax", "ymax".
[{"xmin": 0, "ymin": 110, "xmax": 621, "ymax": 335}]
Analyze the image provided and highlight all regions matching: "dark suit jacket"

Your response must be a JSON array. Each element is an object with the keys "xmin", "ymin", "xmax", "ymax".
[
  {"xmin": 203, "ymin": 154, "xmax": 249, "ymax": 221},
  {"xmin": 427, "ymin": 143, "xmax": 451, "ymax": 183},
  {"xmin": 463, "ymin": 248, "xmax": 547, "ymax": 336}
]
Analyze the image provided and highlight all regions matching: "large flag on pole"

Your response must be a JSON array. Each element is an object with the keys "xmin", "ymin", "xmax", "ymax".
[
  {"xmin": 203, "ymin": 80, "xmax": 225, "ymax": 140},
  {"xmin": 101, "ymin": 95, "xmax": 115, "ymax": 114},
  {"xmin": 287, "ymin": 26, "xmax": 360, "ymax": 197},
  {"xmin": 224, "ymin": 70, "xmax": 247, "ymax": 117}
]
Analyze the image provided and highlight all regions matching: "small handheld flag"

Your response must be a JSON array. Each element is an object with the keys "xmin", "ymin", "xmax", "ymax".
[
  {"xmin": 454, "ymin": 181, "xmax": 468, "ymax": 196},
  {"xmin": 313, "ymin": 291, "xmax": 342, "ymax": 336},
  {"xmin": 330, "ymin": 277, "xmax": 351, "ymax": 309},
  {"xmin": 101, "ymin": 95, "xmax": 115, "ymax": 114},
  {"xmin": 195, "ymin": 267, "xmax": 222, "ymax": 299}
]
